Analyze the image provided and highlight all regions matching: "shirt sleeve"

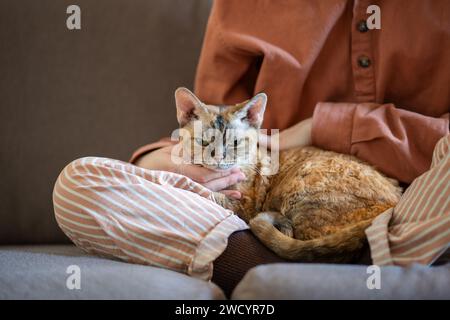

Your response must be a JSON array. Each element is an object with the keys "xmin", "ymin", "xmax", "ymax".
[
  {"xmin": 194, "ymin": 1, "xmax": 256, "ymax": 104},
  {"xmin": 129, "ymin": 137, "xmax": 176, "ymax": 164},
  {"xmin": 311, "ymin": 102, "xmax": 449, "ymax": 183}
]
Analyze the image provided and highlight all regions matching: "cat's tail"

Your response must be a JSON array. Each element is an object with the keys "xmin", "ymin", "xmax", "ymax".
[{"xmin": 249, "ymin": 212, "xmax": 377, "ymax": 262}]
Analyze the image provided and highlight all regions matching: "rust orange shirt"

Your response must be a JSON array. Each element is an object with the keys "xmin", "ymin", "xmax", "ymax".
[{"xmin": 133, "ymin": 0, "xmax": 449, "ymax": 184}]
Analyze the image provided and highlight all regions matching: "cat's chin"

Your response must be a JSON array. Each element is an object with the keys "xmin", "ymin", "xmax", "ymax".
[{"xmin": 203, "ymin": 164, "xmax": 238, "ymax": 172}]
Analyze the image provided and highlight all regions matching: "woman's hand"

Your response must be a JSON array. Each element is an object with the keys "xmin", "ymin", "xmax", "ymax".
[
  {"xmin": 135, "ymin": 145, "xmax": 245, "ymax": 199},
  {"xmin": 259, "ymin": 117, "xmax": 312, "ymax": 150}
]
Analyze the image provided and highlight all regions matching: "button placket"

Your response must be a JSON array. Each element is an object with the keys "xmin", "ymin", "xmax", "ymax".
[
  {"xmin": 357, "ymin": 20, "xmax": 369, "ymax": 33},
  {"xmin": 351, "ymin": 0, "xmax": 376, "ymax": 102},
  {"xmin": 358, "ymin": 56, "xmax": 371, "ymax": 68}
]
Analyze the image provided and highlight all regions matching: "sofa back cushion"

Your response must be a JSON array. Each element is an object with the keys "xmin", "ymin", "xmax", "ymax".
[{"xmin": 0, "ymin": 0, "xmax": 211, "ymax": 243}]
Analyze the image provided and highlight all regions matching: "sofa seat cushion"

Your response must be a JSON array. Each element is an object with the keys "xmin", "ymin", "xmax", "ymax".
[
  {"xmin": 232, "ymin": 263, "xmax": 450, "ymax": 300},
  {"xmin": 0, "ymin": 245, "xmax": 224, "ymax": 299}
]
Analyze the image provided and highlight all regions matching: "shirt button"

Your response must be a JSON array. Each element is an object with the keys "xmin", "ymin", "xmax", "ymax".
[
  {"xmin": 357, "ymin": 20, "xmax": 369, "ymax": 33},
  {"xmin": 358, "ymin": 56, "xmax": 371, "ymax": 68}
]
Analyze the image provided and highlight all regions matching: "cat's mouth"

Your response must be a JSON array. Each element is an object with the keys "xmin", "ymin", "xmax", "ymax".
[{"xmin": 202, "ymin": 162, "xmax": 238, "ymax": 171}]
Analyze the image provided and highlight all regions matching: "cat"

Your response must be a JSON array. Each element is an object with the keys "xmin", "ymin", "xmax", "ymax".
[{"xmin": 174, "ymin": 87, "xmax": 402, "ymax": 262}]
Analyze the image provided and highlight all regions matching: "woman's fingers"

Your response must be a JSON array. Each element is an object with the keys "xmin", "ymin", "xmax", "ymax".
[
  {"xmin": 203, "ymin": 171, "xmax": 246, "ymax": 191},
  {"xmin": 199, "ymin": 166, "xmax": 242, "ymax": 183},
  {"xmin": 220, "ymin": 190, "xmax": 242, "ymax": 199},
  {"xmin": 136, "ymin": 146, "xmax": 246, "ymax": 193},
  {"xmin": 160, "ymin": 144, "xmax": 247, "ymax": 190},
  {"xmin": 179, "ymin": 164, "xmax": 241, "ymax": 184}
]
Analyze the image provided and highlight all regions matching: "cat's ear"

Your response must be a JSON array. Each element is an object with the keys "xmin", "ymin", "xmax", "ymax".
[
  {"xmin": 174, "ymin": 87, "xmax": 203, "ymax": 126},
  {"xmin": 238, "ymin": 93, "xmax": 267, "ymax": 128}
]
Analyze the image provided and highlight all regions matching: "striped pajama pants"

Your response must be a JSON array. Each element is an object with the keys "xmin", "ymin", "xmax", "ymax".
[
  {"xmin": 366, "ymin": 134, "xmax": 450, "ymax": 265},
  {"xmin": 53, "ymin": 135, "xmax": 449, "ymax": 279},
  {"xmin": 52, "ymin": 157, "xmax": 248, "ymax": 280}
]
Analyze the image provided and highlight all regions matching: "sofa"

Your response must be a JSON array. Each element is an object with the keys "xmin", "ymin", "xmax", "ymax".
[{"xmin": 1, "ymin": 0, "xmax": 449, "ymax": 300}]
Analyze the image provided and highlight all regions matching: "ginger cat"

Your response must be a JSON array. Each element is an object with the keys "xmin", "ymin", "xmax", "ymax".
[{"xmin": 174, "ymin": 87, "xmax": 402, "ymax": 262}]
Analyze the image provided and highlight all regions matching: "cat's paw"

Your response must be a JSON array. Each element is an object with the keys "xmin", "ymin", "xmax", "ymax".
[
  {"xmin": 254, "ymin": 211, "xmax": 294, "ymax": 238},
  {"xmin": 276, "ymin": 223, "xmax": 294, "ymax": 238},
  {"xmin": 273, "ymin": 215, "xmax": 293, "ymax": 237},
  {"xmin": 212, "ymin": 192, "xmax": 239, "ymax": 212}
]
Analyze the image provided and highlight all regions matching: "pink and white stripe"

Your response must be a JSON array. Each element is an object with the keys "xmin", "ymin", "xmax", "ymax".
[
  {"xmin": 366, "ymin": 134, "xmax": 450, "ymax": 266},
  {"xmin": 52, "ymin": 157, "xmax": 248, "ymax": 280}
]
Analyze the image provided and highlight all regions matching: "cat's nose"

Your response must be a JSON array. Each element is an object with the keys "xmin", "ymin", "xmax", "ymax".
[
  {"xmin": 211, "ymin": 150, "xmax": 222, "ymax": 162},
  {"xmin": 211, "ymin": 147, "xmax": 227, "ymax": 160}
]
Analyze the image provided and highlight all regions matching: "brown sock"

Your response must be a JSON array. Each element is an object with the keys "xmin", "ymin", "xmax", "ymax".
[
  {"xmin": 211, "ymin": 229, "xmax": 290, "ymax": 298},
  {"xmin": 212, "ymin": 230, "xmax": 374, "ymax": 297}
]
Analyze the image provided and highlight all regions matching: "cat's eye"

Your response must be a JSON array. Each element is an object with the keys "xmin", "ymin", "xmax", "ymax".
[{"xmin": 195, "ymin": 138, "xmax": 210, "ymax": 146}]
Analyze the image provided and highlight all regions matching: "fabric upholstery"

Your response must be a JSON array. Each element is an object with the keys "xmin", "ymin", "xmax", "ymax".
[
  {"xmin": 0, "ymin": 245, "xmax": 225, "ymax": 299},
  {"xmin": 0, "ymin": 0, "xmax": 212, "ymax": 244},
  {"xmin": 232, "ymin": 263, "xmax": 450, "ymax": 300}
]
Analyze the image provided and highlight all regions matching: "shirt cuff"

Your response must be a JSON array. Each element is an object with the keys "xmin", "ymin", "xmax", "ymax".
[
  {"xmin": 189, "ymin": 214, "xmax": 249, "ymax": 280},
  {"xmin": 311, "ymin": 102, "xmax": 357, "ymax": 154}
]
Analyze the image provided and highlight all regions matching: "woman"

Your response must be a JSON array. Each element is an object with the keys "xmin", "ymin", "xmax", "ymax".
[{"xmin": 54, "ymin": 0, "xmax": 449, "ymax": 297}]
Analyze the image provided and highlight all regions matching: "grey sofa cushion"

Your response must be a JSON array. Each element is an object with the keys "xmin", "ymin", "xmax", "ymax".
[
  {"xmin": 0, "ymin": 245, "xmax": 224, "ymax": 299},
  {"xmin": 232, "ymin": 263, "xmax": 450, "ymax": 300}
]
